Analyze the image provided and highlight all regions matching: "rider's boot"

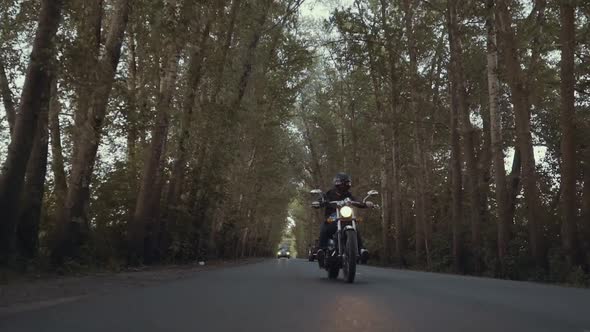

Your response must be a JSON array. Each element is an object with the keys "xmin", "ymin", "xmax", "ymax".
[
  {"xmin": 360, "ymin": 248, "xmax": 369, "ymax": 264},
  {"xmin": 317, "ymin": 249, "xmax": 325, "ymax": 268}
]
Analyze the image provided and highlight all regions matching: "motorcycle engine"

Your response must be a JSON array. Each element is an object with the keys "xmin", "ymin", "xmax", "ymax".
[{"xmin": 328, "ymin": 239, "xmax": 336, "ymax": 251}]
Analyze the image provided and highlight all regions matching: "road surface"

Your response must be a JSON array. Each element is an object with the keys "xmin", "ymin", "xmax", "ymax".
[{"xmin": 2, "ymin": 259, "xmax": 590, "ymax": 332}]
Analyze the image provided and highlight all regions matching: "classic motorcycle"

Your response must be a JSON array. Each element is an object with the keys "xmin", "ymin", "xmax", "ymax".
[{"xmin": 310, "ymin": 189, "xmax": 379, "ymax": 283}]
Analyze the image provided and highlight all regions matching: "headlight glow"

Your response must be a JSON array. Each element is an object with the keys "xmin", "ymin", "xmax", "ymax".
[{"xmin": 340, "ymin": 206, "xmax": 353, "ymax": 218}]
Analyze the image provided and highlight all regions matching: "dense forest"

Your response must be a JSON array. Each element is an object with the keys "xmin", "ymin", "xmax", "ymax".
[
  {"xmin": 0, "ymin": 0, "xmax": 589, "ymax": 285},
  {"xmin": 0, "ymin": 0, "xmax": 310, "ymax": 270},
  {"xmin": 290, "ymin": 0, "xmax": 590, "ymax": 284}
]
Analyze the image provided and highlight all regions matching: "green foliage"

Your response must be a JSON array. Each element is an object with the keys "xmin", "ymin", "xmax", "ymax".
[
  {"xmin": 289, "ymin": 0, "xmax": 590, "ymax": 286},
  {"xmin": 0, "ymin": 0, "xmax": 589, "ymax": 288}
]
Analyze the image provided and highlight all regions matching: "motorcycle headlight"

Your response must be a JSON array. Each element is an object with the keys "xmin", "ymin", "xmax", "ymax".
[
  {"xmin": 286, "ymin": 252, "xmax": 290, "ymax": 255},
  {"xmin": 340, "ymin": 206, "xmax": 353, "ymax": 218}
]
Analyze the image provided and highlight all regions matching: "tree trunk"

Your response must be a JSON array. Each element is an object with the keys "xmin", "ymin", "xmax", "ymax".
[
  {"xmin": 48, "ymin": 77, "xmax": 68, "ymax": 205},
  {"xmin": 68, "ymin": 0, "xmax": 103, "ymax": 248},
  {"xmin": 449, "ymin": 78, "xmax": 463, "ymax": 273},
  {"xmin": 302, "ymin": 113, "xmax": 324, "ymax": 187},
  {"xmin": 380, "ymin": 0, "xmax": 403, "ymax": 266},
  {"xmin": 0, "ymin": 56, "xmax": 16, "ymax": 135},
  {"xmin": 404, "ymin": 0, "xmax": 430, "ymax": 268},
  {"xmin": 52, "ymin": 0, "xmax": 130, "ymax": 263},
  {"xmin": 17, "ymin": 74, "xmax": 52, "ymax": 259},
  {"xmin": 0, "ymin": 0, "xmax": 63, "ymax": 263},
  {"xmin": 496, "ymin": 0, "xmax": 545, "ymax": 267},
  {"xmin": 373, "ymin": 72, "xmax": 391, "ymax": 265},
  {"xmin": 211, "ymin": 0, "xmax": 242, "ymax": 104},
  {"xmin": 583, "ymin": 146, "xmax": 590, "ymax": 253},
  {"xmin": 379, "ymin": 129, "xmax": 391, "ymax": 263},
  {"xmin": 391, "ymin": 130, "xmax": 404, "ymax": 266},
  {"xmin": 486, "ymin": 0, "xmax": 511, "ymax": 271},
  {"xmin": 72, "ymin": 0, "xmax": 103, "ymax": 167},
  {"xmin": 129, "ymin": 7, "xmax": 183, "ymax": 262},
  {"xmin": 149, "ymin": 157, "xmax": 169, "ymax": 262},
  {"xmin": 366, "ymin": 29, "xmax": 391, "ymax": 264},
  {"xmin": 128, "ymin": 65, "xmax": 177, "ymax": 262},
  {"xmin": 126, "ymin": 21, "xmax": 139, "ymax": 183},
  {"xmin": 448, "ymin": 0, "xmax": 482, "ymax": 271},
  {"xmin": 559, "ymin": 0, "xmax": 578, "ymax": 266},
  {"xmin": 478, "ymin": 92, "xmax": 493, "ymax": 255},
  {"xmin": 166, "ymin": 18, "xmax": 212, "ymax": 223},
  {"xmin": 507, "ymin": 148, "xmax": 522, "ymax": 217}
]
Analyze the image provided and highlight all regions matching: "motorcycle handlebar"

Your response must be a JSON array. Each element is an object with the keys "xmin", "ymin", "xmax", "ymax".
[
  {"xmin": 327, "ymin": 199, "xmax": 380, "ymax": 209},
  {"xmin": 328, "ymin": 200, "xmax": 365, "ymax": 207}
]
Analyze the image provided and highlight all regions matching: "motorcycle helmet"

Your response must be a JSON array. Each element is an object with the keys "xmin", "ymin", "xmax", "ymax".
[{"xmin": 333, "ymin": 172, "xmax": 351, "ymax": 193}]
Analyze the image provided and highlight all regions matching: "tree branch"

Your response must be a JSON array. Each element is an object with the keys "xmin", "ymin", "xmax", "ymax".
[{"xmin": 0, "ymin": 55, "xmax": 16, "ymax": 135}]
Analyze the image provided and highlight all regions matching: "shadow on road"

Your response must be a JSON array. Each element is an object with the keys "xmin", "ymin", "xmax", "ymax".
[{"xmin": 309, "ymin": 275, "xmax": 371, "ymax": 286}]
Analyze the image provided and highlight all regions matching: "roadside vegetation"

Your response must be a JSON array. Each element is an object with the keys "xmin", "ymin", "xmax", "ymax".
[{"xmin": 1, "ymin": 0, "xmax": 589, "ymax": 286}]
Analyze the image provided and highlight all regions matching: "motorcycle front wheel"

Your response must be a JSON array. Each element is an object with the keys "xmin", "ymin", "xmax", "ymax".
[{"xmin": 342, "ymin": 230, "xmax": 358, "ymax": 283}]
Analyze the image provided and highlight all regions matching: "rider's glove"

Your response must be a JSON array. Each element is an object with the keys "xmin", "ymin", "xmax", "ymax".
[{"xmin": 365, "ymin": 201, "xmax": 375, "ymax": 208}]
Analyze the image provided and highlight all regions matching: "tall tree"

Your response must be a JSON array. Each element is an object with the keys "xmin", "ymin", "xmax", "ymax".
[
  {"xmin": 0, "ymin": 0, "xmax": 64, "ymax": 263},
  {"xmin": 166, "ymin": 8, "xmax": 215, "ymax": 227},
  {"xmin": 71, "ymin": 0, "xmax": 104, "ymax": 167},
  {"xmin": 379, "ymin": 0, "xmax": 404, "ymax": 266},
  {"xmin": 48, "ymin": 77, "xmax": 67, "ymax": 205},
  {"xmin": 403, "ymin": 0, "xmax": 432, "ymax": 268},
  {"xmin": 448, "ymin": 0, "xmax": 482, "ymax": 271},
  {"xmin": 495, "ymin": 0, "xmax": 545, "ymax": 266},
  {"xmin": 128, "ymin": 0, "xmax": 188, "ymax": 263},
  {"xmin": 17, "ymin": 74, "xmax": 53, "ymax": 258},
  {"xmin": 52, "ymin": 0, "xmax": 131, "ymax": 262},
  {"xmin": 485, "ymin": 0, "xmax": 511, "ymax": 271},
  {"xmin": 447, "ymin": 2, "xmax": 463, "ymax": 272},
  {"xmin": 559, "ymin": 0, "xmax": 578, "ymax": 266},
  {"xmin": 583, "ymin": 147, "xmax": 590, "ymax": 248}
]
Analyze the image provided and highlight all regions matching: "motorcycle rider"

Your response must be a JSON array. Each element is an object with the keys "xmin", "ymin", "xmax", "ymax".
[{"xmin": 313, "ymin": 172, "xmax": 372, "ymax": 268}]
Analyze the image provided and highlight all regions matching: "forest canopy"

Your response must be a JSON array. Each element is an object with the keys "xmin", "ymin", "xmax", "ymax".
[{"xmin": 0, "ymin": 0, "xmax": 589, "ymax": 285}]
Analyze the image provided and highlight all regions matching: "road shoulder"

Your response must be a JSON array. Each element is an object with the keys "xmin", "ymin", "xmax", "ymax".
[{"xmin": 0, "ymin": 258, "xmax": 264, "ymax": 317}]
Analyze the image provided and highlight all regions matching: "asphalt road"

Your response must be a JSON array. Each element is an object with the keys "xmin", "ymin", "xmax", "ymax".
[{"xmin": 2, "ymin": 259, "xmax": 590, "ymax": 332}]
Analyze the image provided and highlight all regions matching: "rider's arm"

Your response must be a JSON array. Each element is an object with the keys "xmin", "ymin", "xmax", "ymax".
[
  {"xmin": 350, "ymin": 194, "xmax": 368, "ymax": 208},
  {"xmin": 312, "ymin": 191, "xmax": 329, "ymax": 209},
  {"xmin": 354, "ymin": 202, "xmax": 369, "ymax": 208},
  {"xmin": 350, "ymin": 194, "xmax": 376, "ymax": 208}
]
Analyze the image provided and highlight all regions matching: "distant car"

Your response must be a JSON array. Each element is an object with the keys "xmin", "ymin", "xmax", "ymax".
[{"xmin": 277, "ymin": 248, "xmax": 290, "ymax": 259}]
